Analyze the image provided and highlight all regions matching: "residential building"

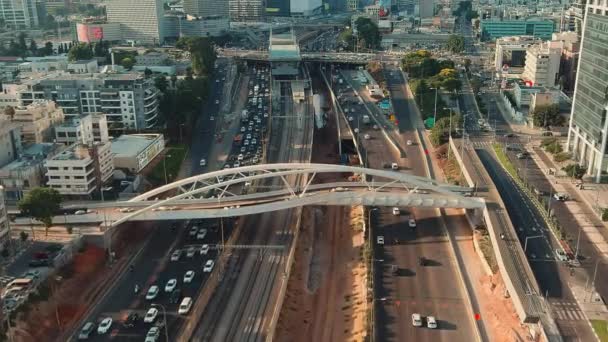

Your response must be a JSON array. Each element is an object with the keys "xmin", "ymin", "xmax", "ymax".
[
  {"xmin": 183, "ymin": 0, "xmax": 229, "ymax": 18},
  {"xmin": 480, "ymin": 19, "xmax": 555, "ymax": 41},
  {"xmin": 106, "ymin": 0, "xmax": 165, "ymax": 45},
  {"xmin": 16, "ymin": 72, "xmax": 160, "ymax": 132},
  {"xmin": 0, "ymin": 0, "xmax": 41, "ymax": 29},
  {"xmin": 290, "ymin": 0, "xmax": 322, "ymax": 17},
  {"xmin": 44, "ymin": 0, "xmax": 67, "ymax": 12},
  {"xmin": 0, "ymin": 185, "xmax": 8, "ymax": 250},
  {"xmin": 10, "ymin": 101, "xmax": 65, "ymax": 144},
  {"xmin": 522, "ymin": 40, "xmax": 562, "ymax": 88},
  {"xmin": 229, "ymin": 0, "xmax": 265, "ymax": 21},
  {"xmin": 18, "ymin": 59, "xmax": 68, "ymax": 73},
  {"xmin": 0, "ymin": 121, "xmax": 22, "ymax": 168},
  {"xmin": 76, "ymin": 22, "xmax": 123, "ymax": 43},
  {"xmin": 566, "ymin": 1, "xmax": 608, "ymax": 182},
  {"xmin": 513, "ymin": 80, "xmax": 546, "ymax": 108},
  {"xmin": 0, "ymin": 143, "xmax": 62, "ymax": 201},
  {"xmin": 111, "ymin": 133, "xmax": 164, "ymax": 173},
  {"xmin": 67, "ymin": 60, "xmax": 98, "ymax": 74},
  {"xmin": 553, "ymin": 31, "xmax": 580, "ymax": 92},
  {"xmin": 55, "ymin": 113, "xmax": 109, "ymax": 145},
  {"xmin": 45, "ymin": 141, "xmax": 114, "ymax": 197}
]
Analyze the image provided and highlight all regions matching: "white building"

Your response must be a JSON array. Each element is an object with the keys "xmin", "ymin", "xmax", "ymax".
[
  {"xmin": 0, "ymin": 0, "xmax": 40, "ymax": 29},
  {"xmin": 106, "ymin": 0, "xmax": 165, "ymax": 45},
  {"xmin": 522, "ymin": 40, "xmax": 562, "ymax": 88},
  {"xmin": 183, "ymin": 0, "xmax": 229, "ymax": 18},
  {"xmin": 18, "ymin": 59, "xmax": 68, "ymax": 73},
  {"xmin": 54, "ymin": 114, "xmax": 109, "ymax": 145},
  {"xmin": 111, "ymin": 134, "xmax": 164, "ymax": 173},
  {"xmin": 10, "ymin": 101, "xmax": 65, "ymax": 144},
  {"xmin": 494, "ymin": 36, "xmax": 541, "ymax": 73},
  {"xmin": 67, "ymin": 60, "xmax": 99, "ymax": 74},
  {"xmin": 45, "ymin": 141, "xmax": 114, "ymax": 197}
]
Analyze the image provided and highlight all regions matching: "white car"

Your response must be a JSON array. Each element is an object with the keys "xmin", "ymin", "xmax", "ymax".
[
  {"xmin": 427, "ymin": 316, "xmax": 438, "ymax": 329},
  {"xmin": 200, "ymin": 244, "xmax": 210, "ymax": 255},
  {"xmin": 392, "ymin": 207, "xmax": 400, "ymax": 216},
  {"xmin": 391, "ymin": 163, "xmax": 399, "ymax": 170},
  {"xmin": 184, "ymin": 270, "xmax": 195, "ymax": 283},
  {"xmin": 408, "ymin": 218, "xmax": 416, "ymax": 228},
  {"xmin": 118, "ymin": 207, "xmax": 134, "ymax": 213},
  {"xmin": 412, "ymin": 313, "xmax": 423, "ymax": 327},
  {"xmin": 215, "ymin": 99, "xmax": 220, "ymax": 104},
  {"xmin": 145, "ymin": 327, "xmax": 160, "ymax": 342},
  {"xmin": 97, "ymin": 317, "xmax": 112, "ymax": 334},
  {"xmin": 555, "ymin": 249, "xmax": 569, "ymax": 261},
  {"xmin": 238, "ymin": 154, "xmax": 244, "ymax": 161},
  {"xmin": 377, "ymin": 236, "xmax": 385, "ymax": 245},
  {"xmin": 364, "ymin": 134, "xmax": 371, "ymax": 140},
  {"xmin": 199, "ymin": 158, "xmax": 206, "ymax": 166},
  {"xmin": 178, "ymin": 297, "xmax": 193, "ymax": 315},
  {"xmin": 143, "ymin": 308, "xmax": 159, "ymax": 323},
  {"xmin": 203, "ymin": 259, "xmax": 215, "ymax": 272},
  {"xmin": 146, "ymin": 285, "xmax": 159, "ymax": 300},
  {"xmin": 165, "ymin": 279, "xmax": 177, "ymax": 293},
  {"xmin": 170, "ymin": 250, "xmax": 182, "ymax": 261},
  {"xmin": 196, "ymin": 229, "xmax": 207, "ymax": 240},
  {"xmin": 186, "ymin": 246, "xmax": 196, "ymax": 257},
  {"xmin": 406, "ymin": 140, "xmax": 413, "ymax": 146}
]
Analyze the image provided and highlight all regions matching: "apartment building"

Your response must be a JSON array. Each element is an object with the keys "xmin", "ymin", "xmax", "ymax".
[
  {"xmin": 566, "ymin": 0, "xmax": 608, "ymax": 181},
  {"xmin": 522, "ymin": 41, "xmax": 562, "ymax": 88},
  {"xmin": 106, "ymin": 0, "xmax": 165, "ymax": 45},
  {"xmin": 45, "ymin": 141, "xmax": 114, "ymax": 197},
  {"xmin": 55, "ymin": 114, "xmax": 109, "ymax": 145},
  {"xmin": 183, "ymin": 0, "xmax": 229, "ymax": 18},
  {"xmin": 229, "ymin": 0, "xmax": 265, "ymax": 21},
  {"xmin": 0, "ymin": 121, "xmax": 22, "ymax": 168},
  {"xmin": 10, "ymin": 101, "xmax": 65, "ymax": 144},
  {"xmin": 16, "ymin": 72, "xmax": 160, "ymax": 131},
  {"xmin": 0, "ymin": 0, "xmax": 41, "ymax": 29}
]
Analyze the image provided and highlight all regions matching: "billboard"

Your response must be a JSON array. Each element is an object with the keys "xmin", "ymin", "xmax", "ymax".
[
  {"xmin": 378, "ymin": 0, "xmax": 390, "ymax": 16},
  {"xmin": 77, "ymin": 23, "xmax": 104, "ymax": 43}
]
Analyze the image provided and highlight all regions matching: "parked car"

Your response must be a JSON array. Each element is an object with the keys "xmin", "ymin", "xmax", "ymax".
[
  {"xmin": 412, "ymin": 313, "xmax": 423, "ymax": 327},
  {"xmin": 376, "ymin": 236, "xmax": 384, "ymax": 245},
  {"xmin": 427, "ymin": 316, "xmax": 438, "ymax": 329},
  {"xmin": 392, "ymin": 207, "xmax": 400, "ymax": 216}
]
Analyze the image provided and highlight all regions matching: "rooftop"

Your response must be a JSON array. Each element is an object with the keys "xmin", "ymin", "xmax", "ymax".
[{"xmin": 111, "ymin": 134, "xmax": 163, "ymax": 157}]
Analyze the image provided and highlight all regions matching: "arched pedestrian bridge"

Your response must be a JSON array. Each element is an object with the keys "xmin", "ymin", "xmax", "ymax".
[{"xmin": 53, "ymin": 163, "xmax": 485, "ymax": 227}]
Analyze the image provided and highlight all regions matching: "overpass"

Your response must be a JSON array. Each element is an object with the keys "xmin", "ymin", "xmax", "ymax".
[
  {"xmin": 219, "ymin": 48, "xmax": 377, "ymax": 64},
  {"xmin": 17, "ymin": 163, "xmax": 483, "ymax": 227}
]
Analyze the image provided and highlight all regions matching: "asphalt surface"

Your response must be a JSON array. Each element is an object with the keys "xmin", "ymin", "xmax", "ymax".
[
  {"xmin": 67, "ymin": 62, "xmax": 232, "ymax": 342},
  {"xmin": 334, "ymin": 65, "xmax": 477, "ymax": 341}
]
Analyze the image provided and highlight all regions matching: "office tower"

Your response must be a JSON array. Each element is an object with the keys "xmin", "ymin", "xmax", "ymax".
[
  {"xmin": 106, "ymin": 0, "xmax": 165, "ymax": 45},
  {"xmin": 566, "ymin": 1, "xmax": 608, "ymax": 182},
  {"xmin": 229, "ymin": 0, "xmax": 265, "ymax": 21},
  {"xmin": 0, "ymin": 0, "xmax": 41, "ymax": 29},
  {"xmin": 183, "ymin": 0, "xmax": 229, "ymax": 18}
]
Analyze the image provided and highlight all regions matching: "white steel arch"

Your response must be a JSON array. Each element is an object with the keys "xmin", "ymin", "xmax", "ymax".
[{"xmin": 107, "ymin": 163, "xmax": 480, "ymax": 227}]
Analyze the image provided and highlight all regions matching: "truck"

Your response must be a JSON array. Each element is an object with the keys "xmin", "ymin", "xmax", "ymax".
[
  {"xmin": 362, "ymin": 115, "xmax": 371, "ymax": 125},
  {"xmin": 241, "ymin": 109, "xmax": 248, "ymax": 119},
  {"xmin": 313, "ymin": 94, "xmax": 326, "ymax": 129}
]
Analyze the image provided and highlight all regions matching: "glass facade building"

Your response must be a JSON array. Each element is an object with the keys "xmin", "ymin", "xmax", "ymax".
[{"xmin": 480, "ymin": 19, "xmax": 555, "ymax": 41}]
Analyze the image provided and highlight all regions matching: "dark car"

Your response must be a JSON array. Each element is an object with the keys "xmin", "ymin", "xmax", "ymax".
[
  {"xmin": 419, "ymin": 257, "xmax": 427, "ymax": 266},
  {"xmin": 28, "ymin": 259, "xmax": 49, "ymax": 267},
  {"xmin": 169, "ymin": 288, "xmax": 182, "ymax": 304},
  {"xmin": 123, "ymin": 312, "xmax": 140, "ymax": 328}
]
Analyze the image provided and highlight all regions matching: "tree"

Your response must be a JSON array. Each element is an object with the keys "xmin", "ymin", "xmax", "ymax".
[
  {"xmin": 121, "ymin": 57, "xmax": 135, "ymax": 70},
  {"xmin": 17, "ymin": 33, "xmax": 26, "ymax": 52},
  {"xmin": 464, "ymin": 58, "xmax": 472, "ymax": 70},
  {"xmin": 441, "ymin": 78, "xmax": 462, "ymax": 92},
  {"xmin": 562, "ymin": 164, "xmax": 586, "ymax": 179},
  {"xmin": 144, "ymin": 68, "xmax": 153, "ymax": 77},
  {"xmin": 29, "ymin": 40, "xmax": 38, "ymax": 55},
  {"xmin": 19, "ymin": 231, "xmax": 28, "ymax": 242},
  {"xmin": 154, "ymin": 76, "xmax": 168, "ymax": 93},
  {"xmin": 531, "ymin": 104, "xmax": 564, "ymax": 128},
  {"xmin": 355, "ymin": 17, "xmax": 381, "ymax": 50},
  {"xmin": 42, "ymin": 41, "xmax": 54, "ymax": 56},
  {"xmin": 429, "ymin": 114, "xmax": 462, "ymax": 146},
  {"xmin": 446, "ymin": 35, "xmax": 465, "ymax": 54},
  {"xmin": 67, "ymin": 43, "xmax": 93, "ymax": 61},
  {"xmin": 18, "ymin": 187, "xmax": 62, "ymax": 237},
  {"xmin": 176, "ymin": 37, "xmax": 216, "ymax": 76},
  {"xmin": 338, "ymin": 28, "xmax": 354, "ymax": 51},
  {"xmin": 4, "ymin": 106, "xmax": 15, "ymax": 119},
  {"xmin": 170, "ymin": 75, "xmax": 178, "ymax": 88}
]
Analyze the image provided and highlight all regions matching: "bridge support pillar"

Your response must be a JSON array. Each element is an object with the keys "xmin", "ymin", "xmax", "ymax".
[{"xmin": 465, "ymin": 208, "xmax": 485, "ymax": 229}]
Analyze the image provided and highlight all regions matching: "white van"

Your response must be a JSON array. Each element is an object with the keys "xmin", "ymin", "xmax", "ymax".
[{"xmin": 178, "ymin": 297, "xmax": 193, "ymax": 314}]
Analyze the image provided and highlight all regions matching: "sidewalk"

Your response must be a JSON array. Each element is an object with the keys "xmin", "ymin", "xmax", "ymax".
[{"xmin": 529, "ymin": 145, "xmax": 608, "ymax": 262}]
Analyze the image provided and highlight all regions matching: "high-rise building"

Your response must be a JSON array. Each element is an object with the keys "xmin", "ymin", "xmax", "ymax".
[
  {"xmin": 0, "ymin": 0, "xmax": 41, "ymax": 29},
  {"xmin": 229, "ymin": 0, "xmax": 265, "ymax": 21},
  {"xmin": 522, "ymin": 41, "xmax": 562, "ymax": 88},
  {"xmin": 106, "ymin": 0, "xmax": 165, "ymax": 45},
  {"xmin": 183, "ymin": 0, "xmax": 229, "ymax": 18},
  {"xmin": 266, "ymin": 0, "xmax": 290, "ymax": 16},
  {"xmin": 290, "ymin": 0, "xmax": 322, "ymax": 16},
  {"xmin": 566, "ymin": 1, "xmax": 608, "ymax": 182}
]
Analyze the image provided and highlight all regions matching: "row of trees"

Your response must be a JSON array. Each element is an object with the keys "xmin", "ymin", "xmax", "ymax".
[
  {"xmin": 0, "ymin": 33, "xmax": 54, "ymax": 58},
  {"xmin": 176, "ymin": 37, "xmax": 216, "ymax": 76},
  {"xmin": 429, "ymin": 113, "xmax": 463, "ymax": 146},
  {"xmin": 337, "ymin": 17, "xmax": 381, "ymax": 51}
]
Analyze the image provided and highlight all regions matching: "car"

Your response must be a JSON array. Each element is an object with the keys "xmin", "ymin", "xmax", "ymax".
[
  {"xmin": 78, "ymin": 322, "xmax": 95, "ymax": 340},
  {"xmin": 165, "ymin": 279, "xmax": 177, "ymax": 292},
  {"xmin": 143, "ymin": 308, "xmax": 159, "ymax": 323},
  {"xmin": 555, "ymin": 249, "xmax": 569, "ymax": 261},
  {"xmin": 377, "ymin": 236, "xmax": 384, "ymax": 245},
  {"xmin": 203, "ymin": 259, "xmax": 215, "ymax": 272},
  {"xmin": 251, "ymin": 139, "xmax": 257, "ymax": 145},
  {"xmin": 200, "ymin": 244, "xmax": 210, "ymax": 255},
  {"xmin": 215, "ymin": 100, "xmax": 220, "ymax": 104},
  {"xmin": 97, "ymin": 317, "xmax": 112, "ymax": 334},
  {"xmin": 516, "ymin": 152, "xmax": 529, "ymax": 159},
  {"xmin": 197, "ymin": 229, "xmax": 207, "ymax": 240},
  {"xmin": 427, "ymin": 316, "xmax": 438, "ymax": 329},
  {"xmin": 119, "ymin": 207, "xmax": 134, "ymax": 213},
  {"xmin": 200, "ymin": 158, "xmax": 207, "ymax": 166},
  {"xmin": 505, "ymin": 133, "xmax": 516, "ymax": 138},
  {"xmin": 348, "ymin": 116, "xmax": 354, "ymax": 121},
  {"xmin": 391, "ymin": 163, "xmax": 399, "ymax": 170},
  {"xmin": 184, "ymin": 270, "xmax": 195, "ymax": 283},
  {"xmin": 238, "ymin": 154, "xmax": 244, "ymax": 161},
  {"xmin": 408, "ymin": 218, "xmax": 417, "ymax": 228},
  {"xmin": 234, "ymin": 161, "xmax": 241, "ymax": 168},
  {"xmin": 553, "ymin": 193, "xmax": 568, "ymax": 201},
  {"xmin": 240, "ymin": 126, "xmax": 246, "ymax": 132},
  {"xmin": 178, "ymin": 297, "xmax": 193, "ymax": 314},
  {"xmin": 123, "ymin": 313, "xmax": 139, "ymax": 328},
  {"xmin": 188, "ymin": 227, "xmax": 198, "ymax": 237},
  {"xmin": 253, "ymin": 157, "xmax": 259, "ymax": 164},
  {"xmin": 364, "ymin": 134, "xmax": 371, "ymax": 140},
  {"xmin": 171, "ymin": 250, "xmax": 182, "ymax": 261},
  {"xmin": 186, "ymin": 246, "xmax": 196, "ymax": 257},
  {"xmin": 210, "ymin": 116, "xmax": 215, "ymax": 121},
  {"xmin": 412, "ymin": 313, "xmax": 423, "ymax": 327},
  {"xmin": 146, "ymin": 285, "xmax": 159, "ymax": 300},
  {"xmin": 169, "ymin": 288, "xmax": 182, "ymax": 304},
  {"xmin": 74, "ymin": 210, "xmax": 87, "ymax": 215},
  {"xmin": 392, "ymin": 207, "xmax": 400, "ymax": 216},
  {"xmin": 145, "ymin": 327, "xmax": 160, "ymax": 342}
]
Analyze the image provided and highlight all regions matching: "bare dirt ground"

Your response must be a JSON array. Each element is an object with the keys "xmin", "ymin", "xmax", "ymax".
[{"xmin": 274, "ymin": 205, "xmax": 367, "ymax": 342}]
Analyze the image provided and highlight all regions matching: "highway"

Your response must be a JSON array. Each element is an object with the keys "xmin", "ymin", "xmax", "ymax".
[
  {"xmin": 62, "ymin": 62, "xmax": 232, "ymax": 342},
  {"xmin": 190, "ymin": 68, "xmax": 313, "ymax": 341},
  {"xmin": 335, "ymin": 65, "xmax": 478, "ymax": 341}
]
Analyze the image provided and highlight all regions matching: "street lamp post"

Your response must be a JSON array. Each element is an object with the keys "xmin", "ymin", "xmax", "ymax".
[
  {"xmin": 430, "ymin": 87, "xmax": 438, "ymax": 124},
  {"xmin": 163, "ymin": 154, "xmax": 172, "ymax": 185},
  {"xmin": 151, "ymin": 304, "xmax": 169, "ymax": 342},
  {"xmin": 524, "ymin": 235, "xmax": 543, "ymax": 253}
]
